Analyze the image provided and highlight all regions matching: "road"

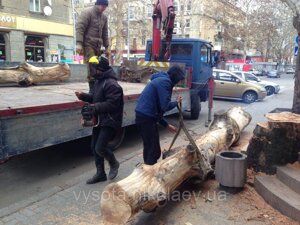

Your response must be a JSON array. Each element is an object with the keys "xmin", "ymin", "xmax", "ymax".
[{"xmin": 0, "ymin": 73, "xmax": 295, "ymax": 210}]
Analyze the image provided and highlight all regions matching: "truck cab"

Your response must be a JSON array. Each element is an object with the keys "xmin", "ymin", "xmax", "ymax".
[{"xmin": 145, "ymin": 38, "xmax": 214, "ymax": 119}]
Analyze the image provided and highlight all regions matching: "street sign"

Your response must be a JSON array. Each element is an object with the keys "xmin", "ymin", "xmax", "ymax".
[
  {"xmin": 295, "ymin": 46, "xmax": 298, "ymax": 56},
  {"xmin": 297, "ymin": 36, "xmax": 299, "ymax": 44}
]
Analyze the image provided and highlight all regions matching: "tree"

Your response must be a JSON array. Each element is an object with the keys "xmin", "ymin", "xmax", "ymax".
[{"xmin": 280, "ymin": 0, "xmax": 300, "ymax": 113}]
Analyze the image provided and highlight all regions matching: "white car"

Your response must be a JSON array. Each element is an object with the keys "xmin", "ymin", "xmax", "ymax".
[
  {"xmin": 232, "ymin": 71, "xmax": 280, "ymax": 96},
  {"xmin": 286, "ymin": 68, "xmax": 295, "ymax": 74}
]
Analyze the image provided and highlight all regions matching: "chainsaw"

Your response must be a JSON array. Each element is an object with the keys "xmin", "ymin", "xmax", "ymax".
[{"xmin": 81, "ymin": 103, "xmax": 100, "ymax": 127}]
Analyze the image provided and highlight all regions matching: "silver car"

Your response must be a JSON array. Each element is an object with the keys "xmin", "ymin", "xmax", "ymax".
[{"xmin": 232, "ymin": 71, "xmax": 280, "ymax": 96}]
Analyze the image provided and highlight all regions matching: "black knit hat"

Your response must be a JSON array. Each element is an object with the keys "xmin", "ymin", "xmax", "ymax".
[
  {"xmin": 95, "ymin": 0, "xmax": 108, "ymax": 6},
  {"xmin": 167, "ymin": 65, "xmax": 185, "ymax": 85},
  {"xmin": 97, "ymin": 56, "xmax": 110, "ymax": 71}
]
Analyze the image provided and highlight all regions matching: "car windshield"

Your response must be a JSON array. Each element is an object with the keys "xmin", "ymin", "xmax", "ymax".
[{"xmin": 244, "ymin": 73, "xmax": 258, "ymax": 82}]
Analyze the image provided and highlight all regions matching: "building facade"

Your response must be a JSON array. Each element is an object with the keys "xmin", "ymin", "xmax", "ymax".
[
  {"xmin": 0, "ymin": 0, "xmax": 74, "ymax": 63},
  {"xmin": 74, "ymin": 0, "xmax": 246, "ymax": 61}
]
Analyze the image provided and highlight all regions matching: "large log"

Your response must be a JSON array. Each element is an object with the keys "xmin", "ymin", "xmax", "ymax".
[
  {"xmin": 247, "ymin": 112, "xmax": 300, "ymax": 174},
  {"xmin": 100, "ymin": 107, "xmax": 252, "ymax": 225},
  {"xmin": 0, "ymin": 62, "xmax": 70, "ymax": 86}
]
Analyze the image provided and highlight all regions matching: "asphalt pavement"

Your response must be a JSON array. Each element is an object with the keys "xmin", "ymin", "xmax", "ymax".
[{"xmin": 0, "ymin": 73, "xmax": 295, "ymax": 224}]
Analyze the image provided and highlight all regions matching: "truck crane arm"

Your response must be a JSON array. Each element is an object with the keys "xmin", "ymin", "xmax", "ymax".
[{"xmin": 152, "ymin": 0, "xmax": 175, "ymax": 61}]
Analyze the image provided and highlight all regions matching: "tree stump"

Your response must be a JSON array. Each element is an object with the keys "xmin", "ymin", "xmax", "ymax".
[
  {"xmin": 100, "ymin": 107, "xmax": 252, "ymax": 225},
  {"xmin": 0, "ymin": 62, "xmax": 70, "ymax": 86},
  {"xmin": 247, "ymin": 112, "xmax": 300, "ymax": 174}
]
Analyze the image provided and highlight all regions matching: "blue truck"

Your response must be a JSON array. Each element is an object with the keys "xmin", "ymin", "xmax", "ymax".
[{"xmin": 145, "ymin": 38, "xmax": 214, "ymax": 119}]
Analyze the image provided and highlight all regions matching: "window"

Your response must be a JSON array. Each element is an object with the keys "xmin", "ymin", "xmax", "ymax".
[
  {"xmin": 200, "ymin": 45, "xmax": 211, "ymax": 64},
  {"xmin": 218, "ymin": 72, "xmax": 237, "ymax": 82},
  {"xmin": 0, "ymin": 34, "xmax": 6, "ymax": 61},
  {"xmin": 142, "ymin": 37, "xmax": 146, "ymax": 46},
  {"xmin": 25, "ymin": 36, "xmax": 45, "ymax": 62},
  {"xmin": 234, "ymin": 72, "xmax": 242, "ymax": 78},
  {"xmin": 186, "ymin": 1, "xmax": 192, "ymax": 11},
  {"xmin": 147, "ymin": 5, "xmax": 153, "ymax": 18},
  {"xmin": 29, "ymin": 0, "xmax": 41, "ymax": 12},
  {"xmin": 244, "ymin": 73, "xmax": 258, "ymax": 81},
  {"xmin": 129, "ymin": 6, "xmax": 135, "ymax": 20},
  {"xmin": 174, "ymin": 2, "xmax": 178, "ymax": 12},
  {"xmin": 180, "ymin": 4, "xmax": 184, "ymax": 11},
  {"xmin": 185, "ymin": 19, "xmax": 190, "ymax": 28},
  {"xmin": 171, "ymin": 44, "xmax": 193, "ymax": 56}
]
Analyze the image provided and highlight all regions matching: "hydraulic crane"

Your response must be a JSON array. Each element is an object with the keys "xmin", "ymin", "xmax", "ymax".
[{"xmin": 152, "ymin": 0, "xmax": 175, "ymax": 61}]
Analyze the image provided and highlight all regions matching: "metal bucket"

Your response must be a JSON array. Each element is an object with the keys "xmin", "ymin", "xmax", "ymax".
[{"xmin": 215, "ymin": 151, "xmax": 247, "ymax": 188}]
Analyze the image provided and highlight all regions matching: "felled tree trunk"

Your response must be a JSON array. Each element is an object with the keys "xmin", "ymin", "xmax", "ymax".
[
  {"xmin": 0, "ymin": 62, "xmax": 70, "ymax": 86},
  {"xmin": 247, "ymin": 112, "xmax": 300, "ymax": 174},
  {"xmin": 100, "ymin": 107, "xmax": 252, "ymax": 225}
]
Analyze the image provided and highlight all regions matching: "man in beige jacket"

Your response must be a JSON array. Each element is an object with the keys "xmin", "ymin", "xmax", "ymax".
[{"xmin": 76, "ymin": 0, "xmax": 109, "ymax": 92}]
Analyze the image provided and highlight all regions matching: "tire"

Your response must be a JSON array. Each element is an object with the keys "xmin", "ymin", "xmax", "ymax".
[
  {"xmin": 265, "ymin": 86, "xmax": 275, "ymax": 96},
  {"xmin": 190, "ymin": 94, "xmax": 201, "ymax": 120},
  {"xmin": 107, "ymin": 127, "xmax": 125, "ymax": 150},
  {"xmin": 243, "ymin": 91, "xmax": 258, "ymax": 104}
]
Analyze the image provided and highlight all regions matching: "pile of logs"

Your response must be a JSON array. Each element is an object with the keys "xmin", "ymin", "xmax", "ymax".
[
  {"xmin": 0, "ymin": 62, "xmax": 70, "ymax": 86},
  {"xmin": 100, "ymin": 107, "xmax": 252, "ymax": 225},
  {"xmin": 247, "ymin": 111, "xmax": 300, "ymax": 174}
]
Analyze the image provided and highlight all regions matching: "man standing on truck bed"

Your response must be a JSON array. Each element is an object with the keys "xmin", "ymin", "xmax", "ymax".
[
  {"xmin": 75, "ymin": 56, "xmax": 123, "ymax": 184},
  {"xmin": 135, "ymin": 65, "xmax": 184, "ymax": 165},
  {"xmin": 76, "ymin": 0, "xmax": 110, "ymax": 92}
]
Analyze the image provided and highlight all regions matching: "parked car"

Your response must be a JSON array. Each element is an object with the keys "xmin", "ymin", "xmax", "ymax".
[
  {"xmin": 232, "ymin": 71, "xmax": 280, "ymax": 96},
  {"xmin": 267, "ymin": 70, "xmax": 280, "ymax": 78},
  {"xmin": 286, "ymin": 68, "xmax": 295, "ymax": 74},
  {"xmin": 249, "ymin": 69, "xmax": 263, "ymax": 76},
  {"xmin": 213, "ymin": 69, "xmax": 267, "ymax": 103}
]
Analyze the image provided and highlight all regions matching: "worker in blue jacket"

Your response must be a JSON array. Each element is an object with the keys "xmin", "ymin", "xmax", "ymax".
[{"xmin": 135, "ymin": 65, "xmax": 185, "ymax": 165}]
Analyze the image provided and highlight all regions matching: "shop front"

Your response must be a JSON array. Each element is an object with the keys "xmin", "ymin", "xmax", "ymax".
[
  {"xmin": 25, "ymin": 36, "xmax": 46, "ymax": 62},
  {"xmin": 0, "ymin": 34, "xmax": 6, "ymax": 61}
]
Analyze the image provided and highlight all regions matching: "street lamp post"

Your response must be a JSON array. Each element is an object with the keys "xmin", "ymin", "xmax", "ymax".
[
  {"xmin": 71, "ymin": 0, "xmax": 77, "ymax": 56},
  {"xmin": 127, "ymin": 1, "xmax": 130, "ymax": 60}
]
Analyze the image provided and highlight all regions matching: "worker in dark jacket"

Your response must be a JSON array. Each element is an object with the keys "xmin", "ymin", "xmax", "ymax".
[
  {"xmin": 76, "ymin": 0, "xmax": 110, "ymax": 92},
  {"xmin": 75, "ymin": 56, "xmax": 123, "ymax": 184},
  {"xmin": 135, "ymin": 65, "xmax": 185, "ymax": 165}
]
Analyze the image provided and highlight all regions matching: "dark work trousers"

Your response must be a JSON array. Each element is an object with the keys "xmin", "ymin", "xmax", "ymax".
[
  {"xmin": 91, "ymin": 126, "xmax": 115, "ymax": 171},
  {"xmin": 136, "ymin": 114, "xmax": 161, "ymax": 165}
]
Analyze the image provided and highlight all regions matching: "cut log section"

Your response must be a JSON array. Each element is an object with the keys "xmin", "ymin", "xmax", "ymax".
[
  {"xmin": 100, "ymin": 107, "xmax": 252, "ymax": 225},
  {"xmin": 247, "ymin": 112, "xmax": 300, "ymax": 174},
  {"xmin": 0, "ymin": 62, "xmax": 71, "ymax": 86}
]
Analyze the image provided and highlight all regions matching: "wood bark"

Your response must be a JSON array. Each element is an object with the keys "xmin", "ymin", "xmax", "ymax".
[
  {"xmin": 100, "ymin": 107, "xmax": 252, "ymax": 225},
  {"xmin": 247, "ymin": 112, "xmax": 300, "ymax": 174},
  {"xmin": 0, "ymin": 62, "xmax": 70, "ymax": 87}
]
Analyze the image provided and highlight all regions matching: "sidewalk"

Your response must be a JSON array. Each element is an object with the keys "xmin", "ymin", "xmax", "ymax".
[
  {"xmin": 0, "ymin": 146, "xmax": 297, "ymax": 225},
  {"xmin": 0, "ymin": 126, "xmax": 297, "ymax": 225}
]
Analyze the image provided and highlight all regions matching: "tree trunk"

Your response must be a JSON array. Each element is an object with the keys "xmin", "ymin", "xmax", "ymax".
[
  {"xmin": 293, "ymin": 15, "xmax": 300, "ymax": 114},
  {"xmin": 0, "ymin": 62, "xmax": 70, "ymax": 87},
  {"xmin": 100, "ymin": 107, "xmax": 252, "ymax": 225},
  {"xmin": 247, "ymin": 112, "xmax": 300, "ymax": 174}
]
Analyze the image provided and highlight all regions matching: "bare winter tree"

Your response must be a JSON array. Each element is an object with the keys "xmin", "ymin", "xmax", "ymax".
[{"xmin": 280, "ymin": 0, "xmax": 300, "ymax": 113}]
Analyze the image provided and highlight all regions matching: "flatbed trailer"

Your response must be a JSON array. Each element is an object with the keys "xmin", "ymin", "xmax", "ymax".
[{"xmin": 0, "ymin": 81, "xmax": 191, "ymax": 160}]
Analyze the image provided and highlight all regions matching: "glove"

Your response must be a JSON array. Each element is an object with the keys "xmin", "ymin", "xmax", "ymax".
[{"xmin": 76, "ymin": 44, "xmax": 83, "ymax": 55}]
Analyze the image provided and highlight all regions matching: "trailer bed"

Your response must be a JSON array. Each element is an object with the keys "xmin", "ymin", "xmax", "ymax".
[
  {"xmin": 0, "ymin": 82, "xmax": 190, "ymax": 159},
  {"xmin": 0, "ymin": 82, "xmax": 147, "ymax": 111}
]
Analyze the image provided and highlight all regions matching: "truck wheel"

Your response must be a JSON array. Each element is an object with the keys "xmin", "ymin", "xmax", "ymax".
[
  {"xmin": 108, "ymin": 127, "xmax": 125, "ymax": 150},
  {"xmin": 243, "ymin": 91, "xmax": 257, "ymax": 104},
  {"xmin": 190, "ymin": 94, "xmax": 201, "ymax": 120}
]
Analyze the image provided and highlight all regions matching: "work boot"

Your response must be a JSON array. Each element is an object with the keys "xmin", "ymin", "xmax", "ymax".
[
  {"xmin": 86, "ymin": 165, "xmax": 107, "ymax": 184},
  {"xmin": 108, "ymin": 155, "xmax": 120, "ymax": 180}
]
